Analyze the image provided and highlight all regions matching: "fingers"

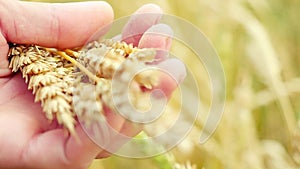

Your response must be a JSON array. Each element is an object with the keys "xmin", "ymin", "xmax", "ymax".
[
  {"xmin": 139, "ymin": 24, "xmax": 185, "ymax": 97},
  {"xmin": 138, "ymin": 24, "xmax": 173, "ymax": 49},
  {"xmin": 94, "ymin": 6, "xmax": 184, "ymax": 158},
  {"xmin": 95, "ymin": 120, "xmax": 142, "ymax": 159},
  {"xmin": 95, "ymin": 60, "xmax": 187, "ymax": 159},
  {"xmin": 100, "ymin": 105, "xmax": 125, "ymax": 132},
  {"xmin": 65, "ymin": 125, "xmax": 103, "ymax": 168},
  {"xmin": 138, "ymin": 23, "xmax": 185, "ymax": 98},
  {"xmin": 139, "ymin": 24, "xmax": 173, "ymax": 63},
  {"xmin": 94, "ymin": 4, "xmax": 173, "ymax": 159},
  {"xmin": 1, "ymin": 0, "xmax": 113, "ymax": 49},
  {"xmin": 121, "ymin": 4, "xmax": 162, "ymax": 46},
  {"xmin": 155, "ymin": 58, "xmax": 187, "ymax": 98}
]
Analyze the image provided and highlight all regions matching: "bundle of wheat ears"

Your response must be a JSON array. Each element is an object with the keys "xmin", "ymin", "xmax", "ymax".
[{"xmin": 8, "ymin": 39, "xmax": 159, "ymax": 136}]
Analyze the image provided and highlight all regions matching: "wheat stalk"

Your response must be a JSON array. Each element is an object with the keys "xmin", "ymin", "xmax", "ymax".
[{"xmin": 8, "ymin": 39, "xmax": 158, "ymax": 136}]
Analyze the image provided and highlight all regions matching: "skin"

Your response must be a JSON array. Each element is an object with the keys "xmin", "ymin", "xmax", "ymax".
[{"xmin": 0, "ymin": 1, "xmax": 186, "ymax": 169}]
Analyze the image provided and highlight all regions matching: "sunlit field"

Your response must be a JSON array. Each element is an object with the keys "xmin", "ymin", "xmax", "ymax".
[{"xmin": 25, "ymin": 0, "xmax": 300, "ymax": 168}]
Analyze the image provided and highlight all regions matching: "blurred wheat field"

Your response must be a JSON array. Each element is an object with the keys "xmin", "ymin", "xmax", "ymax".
[{"xmin": 25, "ymin": 0, "xmax": 300, "ymax": 168}]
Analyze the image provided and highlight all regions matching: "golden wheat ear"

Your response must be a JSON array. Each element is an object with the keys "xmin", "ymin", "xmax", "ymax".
[
  {"xmin": 8, "ymin": 44, "xmax": 77, "ymax": 135},
  {"xmin": 7, "ymin": 39, "xmax": 158, "ymax": 137}
]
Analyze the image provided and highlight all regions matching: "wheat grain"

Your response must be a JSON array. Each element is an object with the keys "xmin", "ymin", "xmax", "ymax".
[
  {"xmin": 9, "ymin": 44, "xmax": 76, "ymax": 135},
  {"xmin": 8, "ymin": 39, "xmax": 158, "ymax": 136}
]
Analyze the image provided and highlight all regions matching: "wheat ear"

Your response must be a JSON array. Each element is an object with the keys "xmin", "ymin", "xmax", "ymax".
[{"xmin": 8, "ymin": 39, "xmax": 158, "ymax": 136}]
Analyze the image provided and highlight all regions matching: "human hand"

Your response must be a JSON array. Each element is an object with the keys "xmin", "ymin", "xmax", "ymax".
[{"xmin": 0, "ymin": 1, "xmax": 185, "ymax": 169}]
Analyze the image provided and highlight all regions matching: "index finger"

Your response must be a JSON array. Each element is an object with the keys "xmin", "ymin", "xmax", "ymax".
[{"xmin": 121, "ymin": 4, "xmax": 163, "ymax": 47}]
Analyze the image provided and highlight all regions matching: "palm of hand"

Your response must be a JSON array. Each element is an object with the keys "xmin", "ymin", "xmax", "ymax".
[{"xmin": 0, "ymin": 74, "xmax": 77, "ymax": 168}]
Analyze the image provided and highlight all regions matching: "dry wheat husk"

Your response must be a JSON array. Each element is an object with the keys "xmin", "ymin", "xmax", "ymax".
[{"xmin": 8, "ymin": 39, "xmax": 158, "ymax": 136}]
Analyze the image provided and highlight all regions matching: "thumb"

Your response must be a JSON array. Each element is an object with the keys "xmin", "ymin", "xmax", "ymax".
[
  {"xmin": 1, "ymin": 0, "xmax": 113, "ymax": 48},
  {"xmin": 0, "ymin": 0, "xmax": 113, "ymax": 76}
]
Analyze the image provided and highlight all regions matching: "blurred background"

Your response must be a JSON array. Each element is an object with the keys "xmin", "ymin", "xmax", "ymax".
[{"xmin": 26, "ymin": 0, "xmax": 300, "ymax": 168}]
